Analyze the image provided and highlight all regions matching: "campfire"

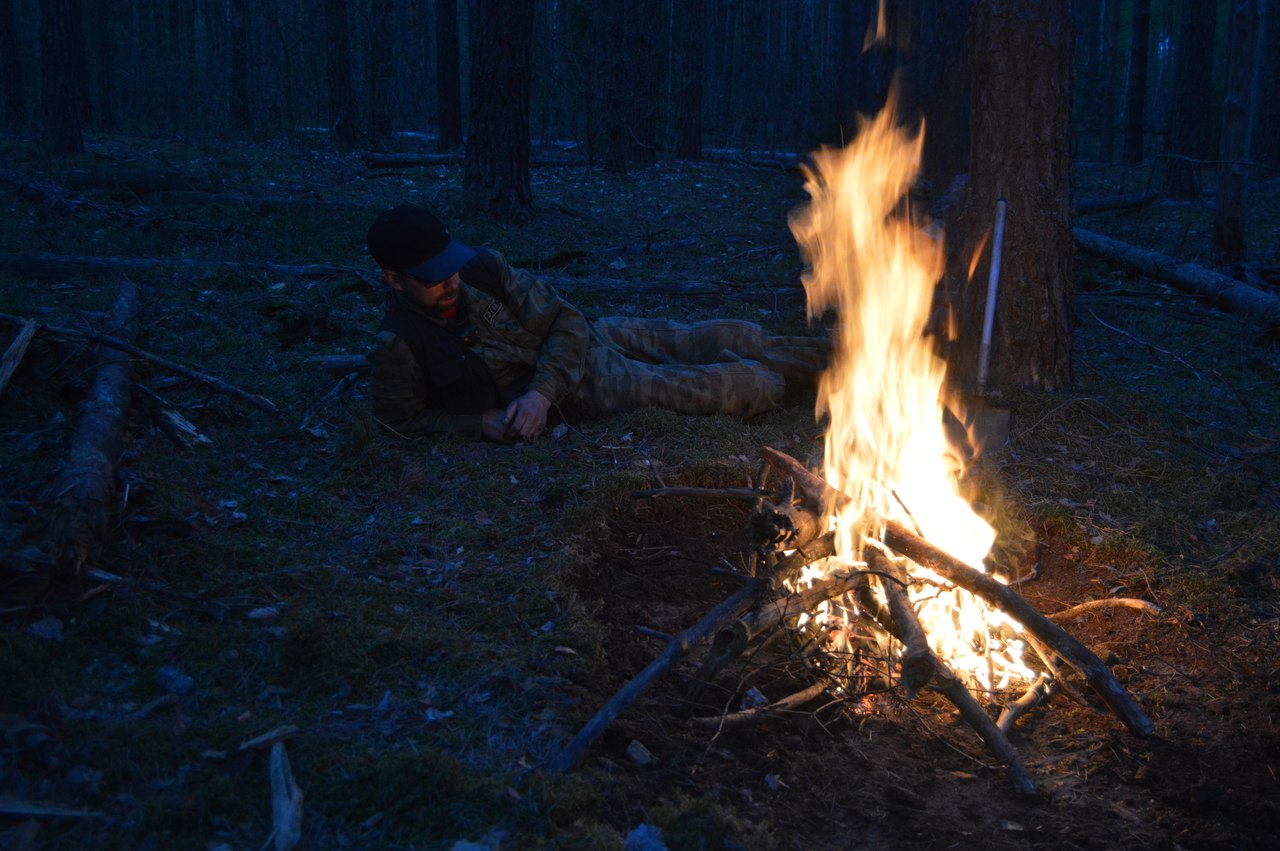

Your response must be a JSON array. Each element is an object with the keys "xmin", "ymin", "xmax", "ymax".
[{"xmin": 549, "ymin": 98, "xmax": 1155, "ymax": 794}]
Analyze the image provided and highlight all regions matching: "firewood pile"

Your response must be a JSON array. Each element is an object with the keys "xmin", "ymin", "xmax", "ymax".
[{"xmin": 549, "ymin": 446, "xmax": 1158, "ymax": 796}]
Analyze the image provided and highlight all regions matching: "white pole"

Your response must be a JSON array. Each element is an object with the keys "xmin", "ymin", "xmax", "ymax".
[{"xmin": 976, "ymin": 198, "xmax": 1007, "ymax": 396}]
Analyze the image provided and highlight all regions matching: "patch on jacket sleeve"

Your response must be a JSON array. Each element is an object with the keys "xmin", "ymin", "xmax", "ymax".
[{"xmin": 482, "ymin": 299, "xmax": 506, "ymax": 327}]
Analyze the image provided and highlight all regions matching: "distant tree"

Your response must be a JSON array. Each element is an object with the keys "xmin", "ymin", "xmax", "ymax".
[
  {"xmin": 1214, "ymin": 0, "xmax": 1261, "ymax": 263},
  {"xmin": 1253, "ymin": 0, "xmax": 1280, "ymax": 168},
  {"xmin": 464, "ymin": 0, "xmax": 535, "ymax": 219},
  {"xmin": 39, "ymin": 0, "xmax": 85, "ymax": 154},
  {"xmin": 229, "ymin": 0, "xmax": 253, "ymax": 134},
  {"xmin": 1099, "ymin": 0, "xmax": 1122, "ymax": 160},
  {"xmin": 369, "ymin": 0, "xmax": 393, "ymax": 146},
  {"xmin": 1121, "ymin": 0, "xmax": 1150, "ymax": 163},
  {"xmin": 89, "ymin": 0, "xmax": 119, "ymax": 132},
  {"xmin": 950, "ymin": 0, "xmax": 1074, "ymax": 392},
  {"xmin": 435, "ymin": 0, "xmax": 463, "ymax": 151},
  {"xmin": 596, "ymin": 0, "xmax": 627, "ymax": 172},
  {"xmin": 0, "ymin": 0, "xmax": 26, "ymax": 129},
  {"xmin": 1163, "ymin": 0, "xmax": 1219, "ymax": 198},
  {"xmin": 918, "ymin": 0, "xmax": 976, "ymax": 195},
  {"xmin": 626, "ymin": 0, "xmax": 661, "ymax": 166},
  {"xmin": 672, "ymin": 0, "xmax": 705, "ymax": 161},
  {"xmin": 327, "ymin": 0, "xmax": 361, "ymax": 150}
]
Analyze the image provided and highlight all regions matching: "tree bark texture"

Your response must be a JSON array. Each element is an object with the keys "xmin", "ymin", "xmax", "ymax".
[
  {"xmin": 1214, "ymin": 0, "xmax": 1260, "ymax": 263},
  {"xmin": 596, "ymin": 0, "xmax": 628, "ymax": 173},
  {"xmin": 949, "ymin": 0, "xmax": 1075, "ymax": 392},
  {"xmin": 434, "ymin": 0, "xmax": 463, "ymax": 152},
  {"xmin": 465, "ymin": 0, "xmax": 535, "ymax": 219},
  {"xmin": 1121, "ymin": 0, "xmax": 1150, "ymax": 164},
  {"xmin": 39, "ymin": 0, "xmax": 85, "ymax": 155},
  {"xmin": 1099, "ymin": 0, "xmax": 1122, "ymax": 161},
  {"xmin": 1163, "ymin": 0, "xmax": 1219, "ymax": 198}
]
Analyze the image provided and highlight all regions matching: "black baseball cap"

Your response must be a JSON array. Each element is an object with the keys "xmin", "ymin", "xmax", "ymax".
[{"xmin": 366, "ymin": 205, "xmax": 477, "ymax": 281}]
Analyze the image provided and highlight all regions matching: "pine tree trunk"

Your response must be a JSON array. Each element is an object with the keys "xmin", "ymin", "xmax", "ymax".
[
  {"xmin": 673, "ymin": 0, "xmax": 705, "ymax": 161},
  {"xmin": 369, "ymin": 0, "xmax": 393, "ymax": 147},
  {"xmin": 1214, "ymin": 0, "xmax": 1260, "ymax": 263},
  {"xmin": 597, "ymin": 0, "xmax": 628, "ymax": 173},
  {"xmin": 40, "ymin": 0, "xmax": 85, "ymax": 154},
  {"xmin": 0, "ymin": 0, "xmax": 26, "ymax": 129},
  {"xmin": 1163, "ymin": 0, "xmax": 1218, "ymax": 198},
  {"xmin": 435, "ymin": 0, "xmax": 463, "ymax": 151},
  {"xmin": 950, "ymin": 0, "xmax": 1074, "ymax": 392},
  {"xmin": 464, "ymin": 0, "xmax": 535, "ymax": 220},
  {"xmin": 229, "ymin": 0, "xmax": 253, "ymax": 135},
  {"xmin": 1121, "ymin": 0, "xmax": 1150, "ymax": 164},
  {"xmin": 1099, "ymin": 0, "xmax": 1121, "ymax": 161},
  {"xmin": 327, "ymin": 0, "xmax": 360, "ymax": 151}
]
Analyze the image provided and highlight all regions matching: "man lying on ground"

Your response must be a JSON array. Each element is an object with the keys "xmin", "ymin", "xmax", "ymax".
[{"xmin": 365, "ymin": 204, "xmax": 829, "ymax": 443}]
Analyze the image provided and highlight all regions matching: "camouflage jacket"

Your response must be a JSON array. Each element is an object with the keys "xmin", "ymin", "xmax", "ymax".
[{"xmin": 368, "ymin": 249, "xmax": 589, "ymax": 437}]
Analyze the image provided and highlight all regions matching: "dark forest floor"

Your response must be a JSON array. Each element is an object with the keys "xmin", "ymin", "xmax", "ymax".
[{"xmin": 1, "ymin": 132, "xmax": 1278, "ymax": 850}]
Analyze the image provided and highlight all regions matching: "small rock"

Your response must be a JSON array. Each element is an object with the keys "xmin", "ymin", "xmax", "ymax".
[
  {"xmin": 626, "ymin": 739, "xmax": 656, "ymax": 767},
  {"xmin": 155, "ymin": 667, "xmax": 194, "ymax": 695},
  {"xmin": 623, "ymin": 824, "xmax": 667, "ymax": 851}
]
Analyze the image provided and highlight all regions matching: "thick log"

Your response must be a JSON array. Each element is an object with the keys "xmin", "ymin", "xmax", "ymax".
[
  {"xmin": 39, "ymin": 282, "xmax": 138, "ymax": 575},
  {"xmin": 759, "ymin": 446, "xmax": 1156, "ymax": 737},
  {"xmin": 0, "ymin": 313, "xmax": 279, "ymax": 417},
  {"xmin": 0, "ymin": 251, "xmax": 365, "ymax": 282},
  {"xmin": 546, "ymin": 535, "xmax": 834, "ymax": 773},
  {"xmin": 867, "ymin": 550, "xmax": 935, "ymax": 700},
  {"xmin": 0, "ymin": 318, "xmax": 37, "ymax": 395},
  {"xmin": 1075, "ymin": 193, "xmax": 1159, "ymax": 214},
  {"xmin": 1074, "ymin": 227, "xmax": 1280, "ymax": 335}
]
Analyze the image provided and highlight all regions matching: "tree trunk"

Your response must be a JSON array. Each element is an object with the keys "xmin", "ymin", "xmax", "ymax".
[
  {"xmin": 1163, "ymin": 0, "xmax": 1219, "ymax": 198},
  {"xmin": 596, "ymin": 0, "xmax": 628, "ymax": 173},
  {"xmin": 919, "ymin": 0, "xmax": 975, "ymax": 193},
  {"xmin": 1099, "ymin": 0, "xmax": 1122, "ymax": 161},
  {"xmin": 327, "ymin": 0, "xmax": 360, "ymax": 151},
  {"xmin": 229, "ymin": 0, "xmax": 253, "ymax": 135},
  {"xmin": 672, "ymin": 0, "xmax": 705, "ymax": 161},
  {"xmin": 435, "ymin": 0, "xmax": 463, "ymax": 151},
  {"xmin": 88, "ymin": 0, "xmax": 119, "ymax": 132},
  {"xmin": 626, "ymin": 0, "xmax": 662, "ymax": 166},
  {"xmin": 0, "ymin": 0, "xmax": 26, "ymax": 129},
  {"xmin": 464, "ymin": 0, "xmax": 536, "ymax": 220},
  {"xmin": 949, "ymin": 0, "xmax": 1074, "ymax": 392},
  {"xmin": 1121, "ymin": 0, "xmax": 1150, "ymax": 164},
  {"xmin": 368, "ymin": 0, "xmax": 394, "ymax": 147},
  {"xmin": 40, "ymin": 0, "xmax": 85, "ymax": 155},
  {"xmin": 1214, "ymin": 0, "xmax": 1260, "ymax": 263}
]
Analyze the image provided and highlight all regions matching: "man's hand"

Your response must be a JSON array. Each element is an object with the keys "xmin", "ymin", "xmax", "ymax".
[
  {"xmin": 481, "ymin": 409, "xmax": 515, "ymax": 443},
  {"xmin": 503, "ymin": 390, "xmax": 552, "ymax": 440}
]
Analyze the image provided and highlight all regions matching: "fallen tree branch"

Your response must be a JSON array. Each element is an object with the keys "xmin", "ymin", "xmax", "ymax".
[
  {"xmin": 39, "ymin": 281, "xmax": 138, "ymax": 575},
  {"xmin": 266, "ymin": 743, "xmax": 304, "ymax": 851},
  {"xmin": 691, "ymin": 678, "xmax": 834, "ymax": 729},
  {"xmin": 0, "ymin": 312, "xmax": 280, "ymax": 417},
  {"xmin": 1046, "ymin": 598, "xmax": 1163, "ymax": 622},
  {"xmin": 1074, "ymin": 227, "xmax": 1280, "ymax": 336},
  {"xmin": 546, "ymin": 535, "xmax": 834, "ymax": 773},
  {"xmin": 0, "ymin": 318, "xmax": 37, "ymax": 395},
  {"xmin": 0, "ymin": 251, "xmax": 365, "ymax": 282}
]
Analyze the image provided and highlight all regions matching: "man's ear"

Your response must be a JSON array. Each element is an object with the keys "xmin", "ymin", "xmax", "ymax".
[{"xmin": 382, "ymin": 269, "xmax": 405, "ymax": 291}]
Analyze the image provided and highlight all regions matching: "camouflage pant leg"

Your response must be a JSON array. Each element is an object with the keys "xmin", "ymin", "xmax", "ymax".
[
  {"xmin": 572, "ymin": 341, "xmax": 784, "ymax": 419},
  {"xmin": 591, "ymin": 317, "xmax": 829, "ymax": 379}
]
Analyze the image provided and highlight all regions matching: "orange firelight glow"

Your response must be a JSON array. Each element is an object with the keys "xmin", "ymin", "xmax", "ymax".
[{"xmin": 790, "ymin": 94, "xmax": 1033, "ymax": 694}]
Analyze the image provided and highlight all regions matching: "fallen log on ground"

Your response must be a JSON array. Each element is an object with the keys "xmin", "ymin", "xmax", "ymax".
[
  {"xmin": 1074, "ymin": 227, "xmax": 1280, "ymax": 336},
  {"xmin": 0, "ymin": 312, "xmax": 280, "ymax": 417},
  {"xmin": 1075, "ymin": 193, "xmax": 1159, "ymax": 214},
  {"xmin": 0, "ymin": 318, "xmax": 37, "ymax": 395},
  {"xmin": 38, "ymin": 281, "xmax": 138, "ymax": 575},
  {"xmin": 56, "ymin": 169, "xmax": 223, "ymax": 195},
  {"xmin": 0, "ymin": 251, "xmax": 366, "ymax": 282}
]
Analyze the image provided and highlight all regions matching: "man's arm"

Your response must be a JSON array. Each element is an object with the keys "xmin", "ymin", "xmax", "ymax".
[
  {"xmin": 367, "ymin": 331, "xmax": 488, "ymax": 438},
  {"xmin": 468, "ymin": 250, "xmax": 589, "ymax": 407}
]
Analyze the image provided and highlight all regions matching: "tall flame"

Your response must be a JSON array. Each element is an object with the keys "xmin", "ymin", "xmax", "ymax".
[{"xmin": 790, "ymin": 94, "xmax": 1031, "ymax": 693}]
